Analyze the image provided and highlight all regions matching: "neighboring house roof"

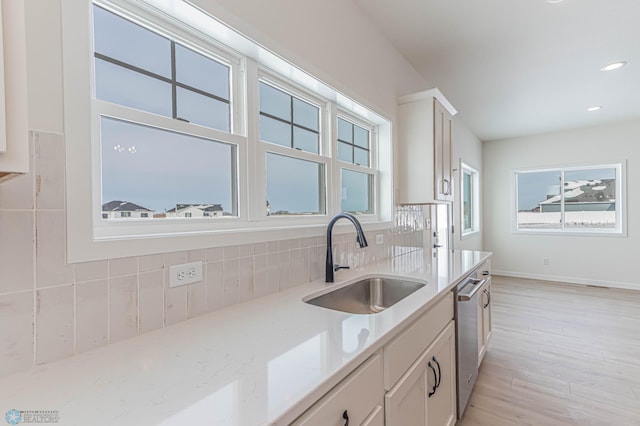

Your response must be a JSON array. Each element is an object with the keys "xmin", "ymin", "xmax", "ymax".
[
  {"xmin": 166, "ymin": 204, "xmax": 223, "ymax": 213},
  {"xmin": 102, "ymin": 200, "xmax": 153, "ymax": 212},
  {"xmin": 539, "ymin": 179, "xmax": 615, "ymax": 205}
]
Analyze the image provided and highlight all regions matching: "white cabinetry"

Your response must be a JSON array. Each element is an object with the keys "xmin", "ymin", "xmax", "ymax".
[
  {"xmin": 0, "ymin": 0, "xmax": 29, "ymax": 182},
  {"xmin": 477, "ymin": 261, "xmax": 492, "ymax": 366},
  {"xmin": 292, "ymin": 353, "xmax": 384, "ymax": 426},
  {"xmin": 396, "ymin": 89, "xmax": 457, "ymax": 204},
  {"xmin": 294, "ymin": 291, "xmax": 459, "ymax": 426},
  {"xmin": 385, "ymin": 322, "xmax": 456, "ymax": 426},
  {"xmin": 384, "ymin": 292, "xmax": 456, "ymax": 426}
]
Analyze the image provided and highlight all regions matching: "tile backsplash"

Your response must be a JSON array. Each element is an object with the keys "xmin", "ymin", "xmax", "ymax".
[{"xmin": 0, "ymin": 131, "xmax": 426, "ymax": 378}]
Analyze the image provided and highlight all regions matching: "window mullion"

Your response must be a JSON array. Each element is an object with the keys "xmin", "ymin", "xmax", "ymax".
[
  {"xmin": 290, "ymin": 96, "xmax": 294, "ymax": 149},
  {"xmin": 560, "ymin": 170, "xmax": 565, "ymax": 230},
  {"xmin": 170, "ymin": 41, "xmax": 177, "ymax": 119}
]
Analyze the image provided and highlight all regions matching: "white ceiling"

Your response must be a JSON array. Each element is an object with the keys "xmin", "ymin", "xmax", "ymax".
[{"xmin": 354, "ymin": 0, "xmax": 640, "ymax": 141}]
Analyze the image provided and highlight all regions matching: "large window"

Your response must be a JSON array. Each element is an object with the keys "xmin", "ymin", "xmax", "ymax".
[
  {"xmin": 460, "ymin": 163, "xmax": 479, "ymax": 237},
  {"xmin": 63, "ymin": 0, "xmax": 392, "ymax": 261},
  {"xmin": 515, "ymin": 163, "xmax": 625, "ymax": 234},
  {"xmin": 93, "ymin": 4, "xmax": 238, "ymax": 221}
]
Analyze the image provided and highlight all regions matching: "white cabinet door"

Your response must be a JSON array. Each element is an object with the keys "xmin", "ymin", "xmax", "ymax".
[
  {"xmin": 385, "ymin": 321, "xmax": 456, "ymax": 426},
  {"xmin": 396, "ymin": 89, "xmax": 456, "ymax": 204},
  {"xmin": 385, "ymin": 351, "xmax": 428, "ymax": 426},
  {"xmin": 426, "ymin": 322, "xmax": 456, "ymax": 426},
  {"xmin": 362, "ymin": 405, "xmax": 384, "ymax": 426},
  {"xmin": 477, "ymin": 259, "xmax": 493, "ymax": 366},
  {"xmin": 292, "ymin": 353, "xmax": 383, "ymax": 426},
  {"xmin": 478, "ymin": 277, "xmax": 492, "ymax": 365},
  {"xmin": 434, "ymin": 99, "xmax": 454, "ymax": 202}
]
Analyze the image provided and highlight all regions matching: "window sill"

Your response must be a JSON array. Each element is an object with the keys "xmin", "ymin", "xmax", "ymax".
[
  {"xmin": 460, "ymin": 230, "xmax": 480, "ymax": 240},
  {"xmin": 512, "ymin": 229, "xmax": 627, "ymax": 238},
  {"xmin": 68, "ymin": 218, "xmax": 394, "ymax": 263}
]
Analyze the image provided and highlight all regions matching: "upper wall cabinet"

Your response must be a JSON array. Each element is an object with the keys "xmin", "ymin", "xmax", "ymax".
[
  {"xmin": 396, "ymin": 89, "xmax": 457, "ymax": 204},
  {"xmin": 0, "ymin": 0, "xmax": 29, "ymax": 183}
]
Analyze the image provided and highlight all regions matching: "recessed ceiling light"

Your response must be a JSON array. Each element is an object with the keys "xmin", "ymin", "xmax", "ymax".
[
  {"xmin": 600, "ymin": 61, "xmax": 627, "ymax": 72},
  {"xmin": 546, "ymin": 0, "xmax": 564, "ymax": 3},
  {"xmin": 587, "ymin": 106, "xmax": 602, "ymax": 112}
]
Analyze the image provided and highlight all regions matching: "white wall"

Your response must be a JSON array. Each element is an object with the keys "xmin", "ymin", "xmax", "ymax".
[
  {"xmin": 453, "ymin": 117, "xmax": 483, "ymax": 251},
  {"xmin": 483, "ymin": 119, "xmax": 640, "ymax": 290},
  {"xmin": 189, "ymin": 0, "xmax": 426, "ymax": 119}
]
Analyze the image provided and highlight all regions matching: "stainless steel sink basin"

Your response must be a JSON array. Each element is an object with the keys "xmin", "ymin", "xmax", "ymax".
[{"xmin": 304, "ymin": 277, "xmax": 425, "ymax": 314}]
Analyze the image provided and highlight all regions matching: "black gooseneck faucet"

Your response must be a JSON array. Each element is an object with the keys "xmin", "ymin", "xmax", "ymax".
[{"xmin": 325, "ymin": 213, "xmax": 368, "ymax": 283}]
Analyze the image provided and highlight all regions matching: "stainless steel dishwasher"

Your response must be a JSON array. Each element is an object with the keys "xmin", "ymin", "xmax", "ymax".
[{"xmin": 455, "ymin": 268, "xmax": 486, "ymax": 419}]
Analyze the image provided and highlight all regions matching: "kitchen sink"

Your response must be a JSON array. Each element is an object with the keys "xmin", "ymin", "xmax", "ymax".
[{"xmin": 304, "ymin": 277, "xmax": 425, "ymax": 314}]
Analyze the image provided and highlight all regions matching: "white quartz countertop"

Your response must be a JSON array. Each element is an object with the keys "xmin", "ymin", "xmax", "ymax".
[{"xmin": 0, "ymin": 248, "xmax": 491, "ymax": 426}]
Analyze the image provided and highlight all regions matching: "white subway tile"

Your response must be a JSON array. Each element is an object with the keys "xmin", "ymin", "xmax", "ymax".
[
  {"xmin": 223, "ymin": 259, "xmax": 239, "ymax": 306},
  {"xmin": 266, "ymin": 253, "xmax": 280, "ymax": 293},
  {"xmin": 163, "ymin": 252, "xmax": 187, "ymax": 268},
  {"xmin": 75, "ymin": 260, "xmax": 108, "ymax": 282},
  {"xmin": 0, "ymin": 291, "xmax": 34, "ymax": 377},
  {"xmin": 187, "ymin": 249, "xmax": 205, "ymax": 263},
  {"xmin": 138, "ymin": 254, "xmax": 163, "ymax": 273},
  {"xmin": 36, "ymin": 211, "xmax": 74, "ymax": 288},
  {"xmin": 278, "ymin": 251, "xmax": 291, "ymax": 290},
  {"xmin": 109, "ymin": 257, "xmax": 138, "ymax": 277},
  {"xmin": 253, "ymin": 242, "xmax": 267, "ymax": 256},
  {"xmin": 277, "ymin": 239, "xmax": 290, "ymax": 252},
  {"xmin": 223, "ymin": 245, "xmax": 239, "ymax": 261},
  {"xmin": 186, "ymin": 281, "xmax": 206, "ymax": 318},
  {"xmin": 266, "ymin": 241, "xmax": 279, "ymax": 253},
  {"xmin": 76, "ymin": 279, "xmax": 108, "ymax": 354},
  {"xmin": 35, "ymin": 285, "xmax": 74, "ymax": 364},
  {"xmin": 238, "ymin": 256, "xmax": 254, "ymax": 302},
  {"xmin": 0, "ymin": 211, "xmax": 34, "ymax": 294},
  {"xmin": 206, "ymin": 247, "xmax": 224, "ymax": 262},
  {"xmin": 109, "ymin": 275, "xmax": 138, "ymax": 343},
  {"xmin": 206, "ymin": 261, "xmax": 224, "ymax": 312},
  {"xmin": 139, "ymin": 271, "xmax": 164, "ymax": 333},
  {"xmin": 164, "ymin": 270, "xmax": 186, "ymax": 326},
  {"xmin": 238, "ymin": 244, "xmax": 253, "ymax": 258},
  {"xmin": 253, "ymin": 255, "xmax": 268, "ymax": 298},
  {"xmin": 35, "ymin": 132, "xmax": 65, "ymax": 210}
]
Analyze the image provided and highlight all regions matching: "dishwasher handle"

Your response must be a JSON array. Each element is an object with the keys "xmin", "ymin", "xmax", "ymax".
[{"xmin": 457, "ymin": 278, "xmax": 486, "ymax": 301}]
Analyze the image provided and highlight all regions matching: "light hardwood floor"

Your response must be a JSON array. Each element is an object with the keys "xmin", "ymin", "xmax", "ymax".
[{"xmin": 457, "ymin": 275, "xmax": 640, "ymax": 426}]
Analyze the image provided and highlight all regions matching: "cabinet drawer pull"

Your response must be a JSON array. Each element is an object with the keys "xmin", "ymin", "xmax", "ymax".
[
  {"xmin": 483, "ymin": 288, "xmax": 491, "ymax": 308},
  {"xmin": 342, "ymin": 410, "xmax": 349, "ymax": 426},
  {"xmin": 442, "ymin": 178, "xmax": 452, "ymax": 196},
  {"xmin": 428, "ymin": 361, "xmax": 437, "ymax": 397},
  {"xmin": 432, "ymin": 356, "xmax": 442, "ymax": 389}
]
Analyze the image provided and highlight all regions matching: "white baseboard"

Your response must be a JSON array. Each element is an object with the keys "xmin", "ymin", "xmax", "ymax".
[{"xmin": 492, "ymin": 270, "xmax": 640, "ymax": 291}]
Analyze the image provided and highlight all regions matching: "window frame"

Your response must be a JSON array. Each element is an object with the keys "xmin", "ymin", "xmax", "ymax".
[
  {"xmin": 460, "ymin": 162, "xmax": 479, "ymax": 238},
  {"xmin": 62, "ymin": 0, "xmax": 393, "ymax": 263},
  {"xmin": 90, "ymin": 0, "xmax": 248, "ymax": 239},
  {"xmin": 335, "ymin": 112, "xmax": 378, "ymax": 217},
  {"xmin": 254, "ymin": 72, "xmax": 331, "ymax": 221},
  {"xmin": 512, "ymin": 162, "xmax": 626, "ymax": 236}
]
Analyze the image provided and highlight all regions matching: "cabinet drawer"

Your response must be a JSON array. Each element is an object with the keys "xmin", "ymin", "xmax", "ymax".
[
  {"xmin": 384, "ymin": 292, "xmax": 453, "ymax": 389},
  {"xmin": 292, "ymin": 353, "xmax": 383, "ymax": 426}
]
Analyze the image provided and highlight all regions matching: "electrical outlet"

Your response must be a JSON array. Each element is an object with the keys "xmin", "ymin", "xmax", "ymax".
[
  {"xmin": 543, "ymin": 258, "xmax": 550, "ymax": 266},
  {"xmin": 376, "ymin": 234, "xmax": 384, "ymax": 245},
  {"xmin": 169, "ymin": 261, "xmax": 203, "ymax": 287}
]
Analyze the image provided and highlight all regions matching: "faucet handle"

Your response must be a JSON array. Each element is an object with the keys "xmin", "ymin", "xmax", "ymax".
[{"xmin": 334, "ymin": 264, "xmax": 350, "ymax": 272}]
